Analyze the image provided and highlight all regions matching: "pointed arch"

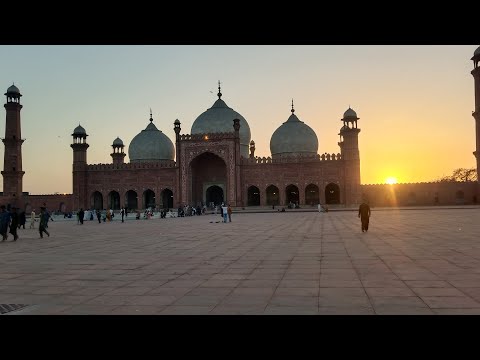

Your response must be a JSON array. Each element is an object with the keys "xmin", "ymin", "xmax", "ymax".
[
  {"xmin": 125, "ymin": 190, "xmax": 138, "ymax": 211},
  {"xmin": 285, "ymin": 184, "xmax": 299, "ymax": 206},
  {"xmin": 325, "ymin": 183, "xmax": 340, "ymax": 204},
  {"xmin": 305, "ymin": 184, "xmax": 319, "ymax": 206},
  {"xmin": 108, "ymin": 191, "xmax": 120, "ymax": 210},
  {"xmin": 143, "ymin": 189, "xmax": 156, "ymax": 209},
  {"xmin": 91, "ymin": 191, "xmax": 103, "ymax": 210},
  {"xmin": 266, "ymin": 185, "xmax": 279, "ymax": 206},
  {"xmin": 160, "ymin": 188, "xmax": 174, "ymax": 209},
  {"xmin": 247, "ymin": 186, "xmax": 260, "ymax": 206}
]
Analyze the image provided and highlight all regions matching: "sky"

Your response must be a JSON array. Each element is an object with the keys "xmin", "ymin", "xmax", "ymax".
[{"xmin": 0, "ymin": 45, "xmax": 478, "ymax": 195}]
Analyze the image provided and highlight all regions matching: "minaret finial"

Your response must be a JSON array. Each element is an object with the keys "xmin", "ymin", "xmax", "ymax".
[
  {"xmin": 149, "ymin": 108, "xmax": 153, "ymax": 122},
  {"xmin": 291, "ymin": 99, "xmax": 295, "ymax": 113},
  {"xmin": 217, "ymin": 80, "xmax": 222, "ymax": 99}
]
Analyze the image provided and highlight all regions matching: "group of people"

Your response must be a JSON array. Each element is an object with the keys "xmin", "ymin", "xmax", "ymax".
[
  {"xmin": 76, "ymin": 208, "xmax": 125, "ymax": 224},
  {"xmin": 177, "ymin": 204, "xmax": 207, "ymax": 217},
  {"xmin": 0, "ymin": 205, "xmax": 51, "ymax": 241}
]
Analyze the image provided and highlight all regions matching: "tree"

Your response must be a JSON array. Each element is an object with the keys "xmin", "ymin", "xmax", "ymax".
[{"xmin": 437, "ymin": 168, "xmax": 477, "ymax": 182}]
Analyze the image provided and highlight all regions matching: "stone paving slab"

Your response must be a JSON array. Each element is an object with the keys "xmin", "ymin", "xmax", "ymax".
[{"xmin": 2, "ymin": 208, "xmax": 480, "ymax": 315}]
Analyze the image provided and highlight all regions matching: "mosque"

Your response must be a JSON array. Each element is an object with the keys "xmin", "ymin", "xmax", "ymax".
[{"xmin": 2, "ymin": 47, "xmax": 480, "ymax": 212}]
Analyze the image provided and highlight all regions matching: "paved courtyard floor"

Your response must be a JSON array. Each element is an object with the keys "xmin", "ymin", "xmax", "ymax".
[{"xmin": 1, "ymin": 208, "xmax": 480, "ymax": 315}]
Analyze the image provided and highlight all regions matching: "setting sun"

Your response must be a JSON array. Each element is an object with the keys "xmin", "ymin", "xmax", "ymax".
[{"xmin": 385, "ymin": 177, "xmax": 398, "ymax": 185}]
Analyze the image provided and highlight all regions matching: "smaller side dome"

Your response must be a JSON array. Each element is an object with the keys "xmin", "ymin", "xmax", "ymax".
[
  {"xmin": 6, "ymin": 84, "xmax": 20, "ymax": 95},
  {"xmin": 342, "ymin": 107, "xmax": 358, "ymax": 120},
  {"xmin": 73, "ymin": 124, "xmax": 87, "ymax": 136},
  {"xmin": 113, "ymin": 137, "xmax": 124, "ymax": 146}
]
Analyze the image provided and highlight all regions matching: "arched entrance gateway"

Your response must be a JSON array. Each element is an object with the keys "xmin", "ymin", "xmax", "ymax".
[
  {"xmin": 190, "ymin": 152, "xmax": 227, "ymax": 206},
  {"xmin": 325, "ymin": 183, "xmax": 340, "ymax": 204}
]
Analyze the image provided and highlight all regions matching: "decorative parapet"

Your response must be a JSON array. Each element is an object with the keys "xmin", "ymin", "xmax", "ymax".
[
  {"xmin": 242, "ymin": 153, "xmax": 342, "ymax": 165},
  {"xmin": 87, "ymin": 160, "xmax": 176, "ymax": 171},
  {"xmin": 180, "ymin": 132, "xmax": 237, "ymax": 141}
]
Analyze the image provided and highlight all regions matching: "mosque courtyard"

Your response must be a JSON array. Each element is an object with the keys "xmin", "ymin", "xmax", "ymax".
[{"xmin": 1, "ymin": 207, "xmax": 480, "ymax": 315}]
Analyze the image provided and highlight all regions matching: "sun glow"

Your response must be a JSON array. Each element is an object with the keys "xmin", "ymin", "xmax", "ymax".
[{"xmin": 385, "ymin": 177, "xmax": 398, "ymax": 185}]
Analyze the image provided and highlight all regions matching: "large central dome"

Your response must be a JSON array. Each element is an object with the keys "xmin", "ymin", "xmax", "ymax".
[
  {"xmin": 191, "ymin": 92, "xmax": 251, "ymax": 158},
  {"xmin": 128, "ymin": 115, "xmax": 175, "ymax": 162}
]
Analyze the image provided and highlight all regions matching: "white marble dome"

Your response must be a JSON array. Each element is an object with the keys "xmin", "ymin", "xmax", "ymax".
[
  {"xmin": 270, "ymin": 111, "xmax": 318, "ymax": 157},
  {"xmin": 128, "ymin": 119, "xmax": 174, "ymax": 162},
  {"xmin": 191, "ymin": 97, "xmax": 251, "ymax": 158}
]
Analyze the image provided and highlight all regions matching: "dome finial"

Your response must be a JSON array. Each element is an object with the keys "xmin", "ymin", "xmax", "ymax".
[
  {"xmin": 291, "ymin": 99, "xmax": 295, "ymax": 113},
  {"xmin": 217, "ymin": 80, "xmax": 222, "ymax": 99},
  {"xmin": 149, "ymin": 108, "xmax": 153, "ymax": 123}
]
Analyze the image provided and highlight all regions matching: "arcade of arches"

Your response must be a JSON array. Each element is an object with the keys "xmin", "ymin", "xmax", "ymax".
[{"xmin": 88, "ymin": 188, "xmax": 175, "ymax": 211}]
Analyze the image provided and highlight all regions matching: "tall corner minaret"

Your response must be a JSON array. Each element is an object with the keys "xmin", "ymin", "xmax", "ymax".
[
  {"xmin": 111, "ymin": 137, "xmax": 126, "ymax": 165},
  {"xmin": 471, "ymin": 46, "xmax": 480, "ymax": 181},
  {"xmin": 2, "ymin": 84, "xmax": 25, "ymax": 200},
  {"xmin": 71, "ymin": 124, "xmax": 89, "ymax": 210},
  {"xmin": 339, "ymin": 107, "xmax": 361, "ymax": 205}
]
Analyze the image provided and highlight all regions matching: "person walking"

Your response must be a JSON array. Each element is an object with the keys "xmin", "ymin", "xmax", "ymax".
[
  {"xmin": 79, "ymin": 208, "xmax": 85, "ymax": 225},
  {"xmin": 96, "ymin": 209, "xmax": 101, "ymax": 223},
  {"xmin": 358, "ymin": 201, "xmax": 371, "ymax": 233},
  {"xmin": 121, "ymin": 207, "xmax": 125, "ymax": 223},
  {"xmin": 227, "ymin": 204, "xmax": 232, "ymax": 223},
  {"xmin": 39, "ymin": 207, "xmax": 50, "ymax": 238},
  {"xmin": 18, "ymin": 210, "xmax": 26, "ymax": 229},
  {"xmin": 9, "ymin": 207, "xmax": 19, "ymax": 241},
  {"xmin": 30, "ymin": 209, "xmax": 36, "ymax": 229}
]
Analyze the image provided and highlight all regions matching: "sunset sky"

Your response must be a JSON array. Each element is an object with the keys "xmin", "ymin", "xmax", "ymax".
[{"xmin": 0, "ymin": 45, "xmax": 477, "ymax": 194}]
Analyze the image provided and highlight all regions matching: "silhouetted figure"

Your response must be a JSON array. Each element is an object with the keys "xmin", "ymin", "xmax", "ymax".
[
  {"xmin": 9, "ymin": 207, "xmax": 19, "ymax": 241},
  {"xmin": 358, "ymin": 202, "xmax": 371, "ymax": 232},
  {"xmin": 39, "ymin": 207, "xmax": 50, "ymax": 238},
  {"xmin": 18, "ymin": 210, "xmax": 26, "ymax": 229},
  {"xmin": 0, "ymin": 205, "xmax": 10, "ymax": 241},
  {"xmin": 121, "ymin": 207, "xmax": 125, "ymax": 223},
  {"xmin": 79, "ymin": 208, "xmax": 85, "ymax": 224},
  {"xmin": 96, "ymin": 209, "xmax": 101, "ymax": 223}
]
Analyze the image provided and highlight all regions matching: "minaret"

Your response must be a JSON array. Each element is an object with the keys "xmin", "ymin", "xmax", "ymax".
[
  {"xmin": 173, "ymin": 118, "xmax": 181, "ymax": 207},
  {"xmin": 71, "ymin": 124, "xmax": 89, "ymax": 210},
  {"xmin": 471, "ymin": 46, "xmax": 480, "ymax": 181},
  {"xmin": 339, "ymin": 107, "xmax": 361, "ymax": 205},
  {"xmin": 2, "ymin": 84, "xmax": 25, "ymax": 201},
  {"xmin": 111, "ymin": 137, "xmax": 126, "ymax": 165}
]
